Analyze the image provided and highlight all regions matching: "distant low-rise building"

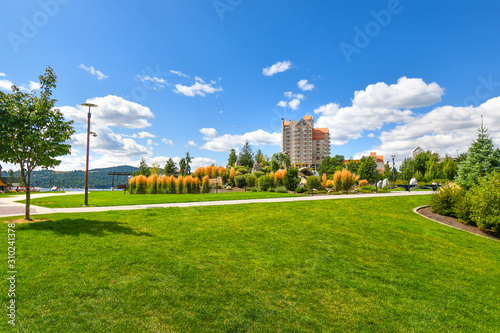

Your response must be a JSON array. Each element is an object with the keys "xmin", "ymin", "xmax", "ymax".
[{"xmin": 282, "ymin": 115, "xmax": 331, "ymax": 169}]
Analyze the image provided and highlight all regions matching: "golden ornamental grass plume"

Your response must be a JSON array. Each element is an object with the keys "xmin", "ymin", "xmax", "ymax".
[
  {"xmin": 167, "ymin": 175, "xmax": 176, "ymax": 194},
  {"xmin": 158, "ymin": 175, "xmax": 168, "ymax": 194},
  {"xmin": 176, "ymin": 175, "xmax": 184, "ymax": 194},
  {"xmin": 326, "ymin": 179, "xmax": 335, "ymax": 189},
  {"xmin": 322, "ymin": 173, "xmax": 327, "ymax": 189},
  {"xmin": 229, "ymin": 168, "xmax": 236, "ymax": 182},
  {"xmin": 211, "ymin": 165, "xmax": 219, "ymax": 179},
  {"xmin": 202, "ymin": 175, "xmax": 210, "ymax": 193},
  {"xmin": 128, "ymin": 176, "xmax": 137, "ymax": 194},
  {"xmin": 204, "ymin": 166, "xmax": 212, "ymax": 178},
  {"xmin": 193, "ymin": 167, "xmax": 205, "ymax": 179},
  {"xmin": 359, "ymin": 179, "xmax": 368, "ymax": 187},
  {"xmin": 136, "ymin": 175, "xmax": 148, "ymax": 194},
  {"xmin": 147, "ymin": 174, "xmax": 158, "ymax": 194}
]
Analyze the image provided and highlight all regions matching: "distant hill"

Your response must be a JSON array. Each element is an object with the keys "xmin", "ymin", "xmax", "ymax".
[{"xmin": 1, "ymin": 165, "xmax": 136, "ymax": 189}]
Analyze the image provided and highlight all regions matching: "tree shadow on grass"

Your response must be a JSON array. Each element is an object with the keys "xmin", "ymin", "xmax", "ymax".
[{"xmin": 21, "ymin": 218, "xmax": 154, "ymax": 238}]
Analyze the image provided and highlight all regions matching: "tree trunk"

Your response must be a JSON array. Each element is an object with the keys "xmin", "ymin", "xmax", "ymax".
[{"xmin": 24, "ymin": 171, "xmax": 32, "ymax": 221}]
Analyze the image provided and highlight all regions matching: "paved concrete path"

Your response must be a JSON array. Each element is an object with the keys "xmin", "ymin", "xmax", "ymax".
[{"xmin": 0, "ymin": 191, "xmax": 433, "ymax": 219}]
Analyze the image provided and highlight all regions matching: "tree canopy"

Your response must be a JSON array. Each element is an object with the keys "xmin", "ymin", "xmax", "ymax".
[
  {"xmin": 238, "ymin": 141, "xmax": 254, "ymax": 168},
  {"xmin": 318, "ymin": 155, "xmax": 345, "ymax": 176},
  {"xmin": 0, "ymin": 66, "xmax": 75, "ymax": 220}
]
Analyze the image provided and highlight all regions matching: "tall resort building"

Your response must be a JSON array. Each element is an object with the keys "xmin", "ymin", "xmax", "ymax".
[{"xmin": 281, "ymin": 115, "xmax": 331, "ymax": 169}]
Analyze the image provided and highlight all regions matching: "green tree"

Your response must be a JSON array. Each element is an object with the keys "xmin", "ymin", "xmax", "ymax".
[
  {"xmin": 383, "ymin": 162, "xmax": 392, "ymax": 180},
  {"xmin": 238, "ymin": 141, "xmax": 254, "ymax": 169},
  {"xmin": 284, "ymin": 166, "xmax": 299, "ymax": 191},
  {"xmin": 440, "ymin": 156, "xmax": 458, "ymax": 181},
  {"xmin": 306, "ymin": 175, "xmax": 321, "ymax": 195},
  {"xmin": 424, "ymin": 156, "xmax": 439, "ymax": 181},
  {"xmin": 399, "ymin": 157, "xmax": 414, "ymax": 182},
  {"xmin": 163, "ymin": 158, "xmax": 177, "ymax": 176},
  {"xmin": 227, "ymin": 148, "xmax": 237, "ymax": 167},
  {"xmin": 345, "ymin": 158, "xmax": 358, "ymax": 174},
  {"xmin": 136, "ymin": 158, "xmax": 151, "ymax": 177},
  {"xmin": 318, "ymin": 155, "xmax": 345, "ymax": 176},
  {"xmin": 8, "ymin": 169, "xmax": 14, "ymax": 185},
  {"xmin": 0, "ymin": 67, "xmax": 75, "ymax": 220},
  {"xmin": 254, "ymin": 149, "xmax": 269, "ymax": 168},
  {"xmin": 150, "ymin": 161, "xmax": 161, "ymax": 175},
  {"xmin": 357, "ymin": 156, "xmax": 378, "ymax": 182},
  {"xmin": 414, "ymin": 150, "xmax": 440, "ymax": 176},
  {"xmin": 270, "ymin": 152, "xmax": 291, "ymax": 172},
  {"xmin": 456, "ymin": 125, "xmax": 500, "ymax": 189},
  {"xmin": 184, "ymin": 152, "xmax": 192, "ymax": 175}
]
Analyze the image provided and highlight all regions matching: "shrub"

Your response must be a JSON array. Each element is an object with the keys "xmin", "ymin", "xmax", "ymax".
[
  {"xmin": 306, "ymin": 175, "xmax": 321, "ymax": 192},
  {"xmin": 202, "ymin": 175, "xmax": 210, "ymax": 193},
  {"xmin": 322, "ymin": 173, "xmax": 327, "ymax": 190},
  {"xmin": 296, "ymin": 187, "xmax": 307, "ymax": 193},
  {"xmin": 429, "ymin": 182, "xmax": 464, "ymax": 218},
  {"xmin": 229, "ymin": 168, "xmax": 236, "ymax": 183},
  {"xmin": 274, "ymin": 170, "xmax": 286, "ymax": 186},
  {"xmin": 253, "ymin": 171, "xmax": 265, "ymax": 179},
  {"xmin": 326, "ymin": 180, "xmax": 334, "ymax": 189},
  {"xmin": 251, "ymin": 187, "xmax": 258, "ymax": 192},
  {"xmin": 332, "ymin": 169, "xmax": 359, "ymax": 194},
  {"xmin": 466, "ymin": 172, "xmax": 500, "ymax": 232},
  {"xmin": 258, "ymin": 174, "xmax": 273, "ymax": 191},
  {"xmin": 226, "ymin": 181, "xmax": 234, "ymax": 187},
  {"xmin": 235, "ymin": 166, "xmax": 249, "ymax": 175},
  {"xmin": 235, "ymin": 175, "xmax": 247, "ymax": 188},
  {"xmin": 284, "ymin": 167, "xmax": 299, "ymax": 191},
  {"xmin": 226, "ymin": 186, "xmax": 232, "ymax": 190},
  {"xmin": 245, "ymin": 174, "xmax": 257, "ymax": 188},
  {"xmin": 275, "ymin": 186, "xmax": 288, "ymax": 193}
]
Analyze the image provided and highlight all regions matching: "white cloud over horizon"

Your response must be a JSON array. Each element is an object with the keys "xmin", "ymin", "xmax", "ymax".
[{"xmin": 200, "ymin": 129, "xmax": 281, "ymax": 152}]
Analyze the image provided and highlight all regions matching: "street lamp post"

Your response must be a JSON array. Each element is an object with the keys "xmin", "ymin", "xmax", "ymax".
[
  {"xmin": 391, "ymin": 155, "xmax": 395, "ymax": 188},
  {"xmin": 82, "ymin": 103, "xmax": 98, "ymax": 207}
]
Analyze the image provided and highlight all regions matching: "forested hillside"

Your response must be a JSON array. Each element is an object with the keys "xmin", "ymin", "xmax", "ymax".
[{"xmin": 1, "ymin": 165, "xmax": 135, "ymax": 189}]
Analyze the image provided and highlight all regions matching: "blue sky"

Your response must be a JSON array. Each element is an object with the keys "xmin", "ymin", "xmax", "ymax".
[{"xmin": 1, "ymin": 0, "xmax": 500, "ymax": 171}]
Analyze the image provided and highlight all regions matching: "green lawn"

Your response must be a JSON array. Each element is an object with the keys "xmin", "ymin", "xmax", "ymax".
[
  {"xmin": 2, "ymin": 195, "xmax": 499, "ymax": 332},
  {"xmin": 24, "ymin": 191, "xmax": 304, "ymax": 208}
]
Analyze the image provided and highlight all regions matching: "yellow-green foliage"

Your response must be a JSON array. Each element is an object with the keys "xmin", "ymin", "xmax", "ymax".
[
  {"xmin": 157, "ymin": 175, "xmax": 168, "ymax": 194},
  {"xmin": 167, "ymin": 175, "xmax": 176, "ymax": 194},
  {"xmin": 326, "ymin": 179, "xmax": 335, "ymax": 189}
]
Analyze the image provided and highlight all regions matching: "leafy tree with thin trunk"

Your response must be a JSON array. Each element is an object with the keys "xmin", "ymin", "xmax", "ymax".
[
  {"xmin": 0, "ymin": 67, "xmax": 75, "ymax": 220},
  {"xmin": 284, "ymin": 167, "xmax": 299, "ymax": 192}
]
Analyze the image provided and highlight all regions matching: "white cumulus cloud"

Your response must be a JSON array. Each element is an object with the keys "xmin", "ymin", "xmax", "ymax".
[
  {"xmin": 298, "ymin": 79, "xmax": 314, "ymax": 91},
  {"xmin": 199, "ymin": 128, "xmax": 219, "ymax": 140},
  {"xmin": 263, "ymin": 60, "xmax": 292, "ymax": 76},
  {"xmin": 162, "ymin": 138, "xmax": 174, "ymax": 146},
  {"xmin": 200, "ymin": 129, "xmax": 281, "ymax": 152},
  {"xmin": 174, "ymin": 81, "xmax": 222, "ymax": 97}
]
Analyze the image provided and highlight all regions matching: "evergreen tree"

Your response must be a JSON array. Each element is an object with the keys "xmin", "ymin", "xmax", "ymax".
[
  {"xmin": 456, "ymin": 125, "xmax": 500, "ymax": 189},
  {"xmin": 227, "ymin": 148, "xmax": 237, "ymax": 167},
  {"xmin": 179, "ymin": 158, "xmax": 186, "ymax": 176},
  {"xmin": 138, "ymin": 158, "xmax": 150, "ymax": 177},
  {"xmin": 238, "ymin": 141, "xmax": 254, "ymax": 168},
  {"xmin": 163, "ymin": 158, "xmax": 177, "ymax": 176},
  {"xmin": 184, "ymin": 152, "xmax": 192, "ymax": 175}
]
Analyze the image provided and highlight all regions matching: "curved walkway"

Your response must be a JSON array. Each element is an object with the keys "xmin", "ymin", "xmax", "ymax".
[{"xmin": 0, "ymin": 191, "xmax": 432, "ymax": 219}]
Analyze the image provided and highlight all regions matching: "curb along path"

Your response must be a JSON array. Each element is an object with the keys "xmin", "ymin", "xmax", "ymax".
[{"xmin": 0, "ymin": 191, "xmax": 432, "ymax": 218}]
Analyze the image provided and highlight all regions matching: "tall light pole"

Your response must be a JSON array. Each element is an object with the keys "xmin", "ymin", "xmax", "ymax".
[
  {"xmin": 82, "ymin": 103, "xmax": 98, "ymax": 207},
  {"xmin": 391, "ymin": 155, "xmax": 395, "ymax": 187}
]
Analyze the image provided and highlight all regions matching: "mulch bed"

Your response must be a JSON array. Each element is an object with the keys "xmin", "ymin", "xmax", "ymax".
[{"xmin": 416, "ymin": 206, "xmax": 500, "ymax": 242}]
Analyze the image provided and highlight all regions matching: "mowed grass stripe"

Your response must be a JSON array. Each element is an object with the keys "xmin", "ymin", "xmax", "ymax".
[{"xmin": 2, "ymin": 195, "xmax": 499, "ymax": 332}]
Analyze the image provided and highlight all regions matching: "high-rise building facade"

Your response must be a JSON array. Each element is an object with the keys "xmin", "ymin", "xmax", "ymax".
[{"xmin": 281, "ymin": 115, "xmax": 331, "ymax": 169}]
